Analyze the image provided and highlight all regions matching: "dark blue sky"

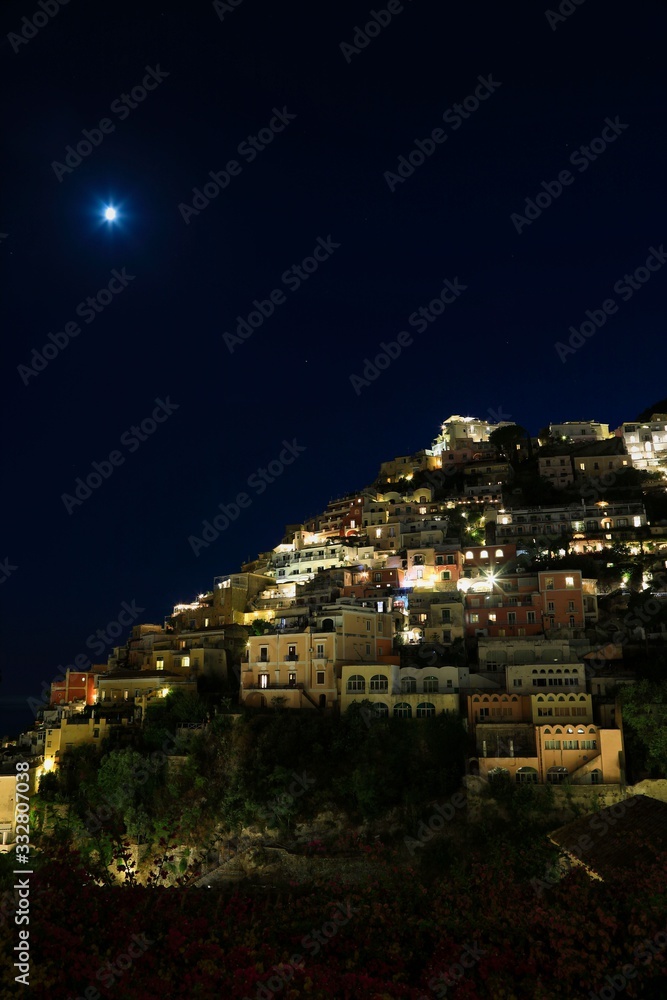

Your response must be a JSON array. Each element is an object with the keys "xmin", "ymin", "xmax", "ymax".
[{"xmin": 1, "ymin": 0, "xmax": 666, "ymax": 722}]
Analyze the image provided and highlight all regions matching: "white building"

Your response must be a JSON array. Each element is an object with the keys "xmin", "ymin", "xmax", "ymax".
[
  {"xmin": 549, "ymin": 421, "xmax": 610, "ymax": 443},
  {"xmin": 431, "ymin": 415, "xmax": 515, "ymax": 455},
  {"xmin": 266, "ymin": 532, "xmax": 376, "ymax": 587},
  {"xmin": 618, "ymin": 415, "xmax": 667, "ymax": 471}
]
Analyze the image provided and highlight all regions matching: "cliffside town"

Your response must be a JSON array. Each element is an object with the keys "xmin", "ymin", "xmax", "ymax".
[{"xmin": 3, "ymin": 410, "xmax": 667, "ymax": 847}]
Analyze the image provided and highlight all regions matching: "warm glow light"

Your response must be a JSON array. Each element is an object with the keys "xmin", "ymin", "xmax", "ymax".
[{"xmin": 43, "ymin": 758, "xmax": 54, "ymax": 771}]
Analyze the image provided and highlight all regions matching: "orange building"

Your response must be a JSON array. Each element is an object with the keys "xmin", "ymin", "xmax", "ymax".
[
  {"xmin": 50, "ymin": 669, "xmax": 98, "ymax": 706},
  {"xmin": 342, "ymin": 566, "xmax": 405, "ymax": 599},
  {"xmin": 538, "ymin": 570, "xmax": 585, "ymax": 631},
  {"xmin": 463, "ymin": 567, "xmax": 588, "ymax": 637}
]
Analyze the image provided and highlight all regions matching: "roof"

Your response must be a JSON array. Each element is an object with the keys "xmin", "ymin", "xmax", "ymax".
[
  {"xmin": 550, "ymin": 794, "xmax": 667, "ymax": 881},
  {"xmin": 98, "ymin": 670, "xmax": 185, "ymax": 681},
  {"xmin": 583, "ymin": 643, "xmax": 624, "ymax": 662}
]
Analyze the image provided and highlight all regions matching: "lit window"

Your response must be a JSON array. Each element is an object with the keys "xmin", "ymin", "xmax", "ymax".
[
  {"xmin": 495, "ymin": 549, "xmax": 503, "ymax": 558},
  {"xmin": 376, "ymin": 528, "xmax": 382, "ymax": 538},
  {"xmin": 469, "ymin": 614, "xmax": 479, "ymax": 623},
  {"xmin": 480, "ymin": 550, "xmax": 488, "ymax": 559},
  {"xmin": 465, "ymin": 551, "xmax": 474, "ymax": 559},
  {"xmin": 565, "ymin": 577, "xmax": 574, "ymax": 588}
]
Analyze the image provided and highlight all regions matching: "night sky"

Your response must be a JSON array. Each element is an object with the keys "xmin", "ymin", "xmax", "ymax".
[{"xmin": 1, "ymin": 0, "xmax": 666, "ymax": 729}]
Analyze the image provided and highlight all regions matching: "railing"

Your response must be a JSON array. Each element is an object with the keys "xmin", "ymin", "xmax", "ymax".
[{"xmin": 243, "ymin": 682, "xmax": 304, "ymax": 692}]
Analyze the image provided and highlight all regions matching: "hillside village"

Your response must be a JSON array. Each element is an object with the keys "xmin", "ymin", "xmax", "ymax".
[{"xmin": 3, "ymin": 409, "xmax": 667, "ymax": 850}]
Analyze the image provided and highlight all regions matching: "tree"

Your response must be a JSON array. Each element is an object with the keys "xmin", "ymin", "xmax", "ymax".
[
  {"xmin": 636, "ymin": 398, "xmax": 667, "ymax": 422},
  {"xmin": 618, "ymin": 680, "xmax": 667, "ymax": 777},
  {"xmin": 489, "ymin": 424, "xmax": 530, "ymax": 463}
]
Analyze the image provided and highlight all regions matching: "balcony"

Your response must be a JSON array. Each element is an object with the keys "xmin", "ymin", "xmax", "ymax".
[
  {"xmin": 243, "ymin": 682, "xmax": 304, "ymax": 692},
  {"xmin": 284, "ymin": 653, "xmax": 299, "ymax": 662}
]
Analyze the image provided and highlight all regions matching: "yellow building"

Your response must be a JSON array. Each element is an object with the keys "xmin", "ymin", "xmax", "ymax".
[
  {"xmin": 340, "ymin": 664, "xmax": 460, "ymax": 717},
  {"xmin": 97, "ymin": 669, "xmax": 196, "ymax": 704},
  {"xmin": 43, "ymin": 717, "xmax": 113, "ymax": 768},
  {"xmin": 241, "ymin": 607, "xmax": 395, "ymax": 711},
  {"xmin": 476, "ymin": 724, "xmax": 622, "ymax": 786},
  {"xmin": 530, "ymin": 692, "xmax": 593, "ymax": 725},
  {"xmin": 0, "ymin": 756, "xmax": 44, "ymax": 850}
]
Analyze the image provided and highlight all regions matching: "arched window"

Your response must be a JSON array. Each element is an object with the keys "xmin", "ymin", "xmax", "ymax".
[
  {"xmin": 370, "ymin": 674, "xmax": 388, "ymax": 692},
  {"xmin": 322, "ymin": 618, "xmax": 335, "ymax": 631},
  {"xmin": 465, "ymin": 551, "xmax": 474, "ymax": 559},
  {"xmin": 516, "ymin": 767, "xmax": 538, "ymax": 784},
  {"xmin": 488, "ymin": 766, "xmax": 510, "ymax": 782},
  {"xmin": 423, "ymin": 676, "xmax": 439, "ymax": 693},
  {"xmin": 372, "ymin": 702, "xmax": 388, "ymax": 717},
  {"xmin": 401, "ymin": 676, "xmax": 417, "ymax": 694},
  {"xmin": 495, "ymin": 549, "xmax": 504, "ymax": 558},
  {"xmin": 480, "ymin": 550, "xmax": 489, "ymax": 559},
  {"xmin": 394, "ymin": 702, "xmax": 412, "ymax": 718},
  {"xmin": 547, "ymin": 766, "xmax": 569, "ymax": 784},
  {"xmin": 416, "ymin": 702, "xmax": 436, "ymax": 718},
  {"xmin": 346, "ymin": 674, "xmax": 365, "ymax": 693},
  {"xmin": 590, "ymin": 769, "xmax": 602, "ymax": 784}
]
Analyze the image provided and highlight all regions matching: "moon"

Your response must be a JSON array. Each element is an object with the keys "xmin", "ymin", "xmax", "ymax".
[{"xmin": 104, "ymin": 207, "xmax": 117, "ymax": 221}]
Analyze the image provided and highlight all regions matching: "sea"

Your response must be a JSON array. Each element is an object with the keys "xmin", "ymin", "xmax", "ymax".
[{"xmin": 0, "ymin": 697, "xmax": 39, "ymax": 744}]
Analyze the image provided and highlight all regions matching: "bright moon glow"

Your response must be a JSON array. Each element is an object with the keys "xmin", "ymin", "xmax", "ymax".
[{"xmin": 104, "ymin": 207, "xmax": 117, "ymax": 221}]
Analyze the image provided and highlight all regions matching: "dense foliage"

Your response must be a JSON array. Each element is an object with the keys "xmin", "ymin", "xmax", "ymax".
[{"xmin": 1, "ymin": 823, "xmax": 666, "ymax": 999}]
